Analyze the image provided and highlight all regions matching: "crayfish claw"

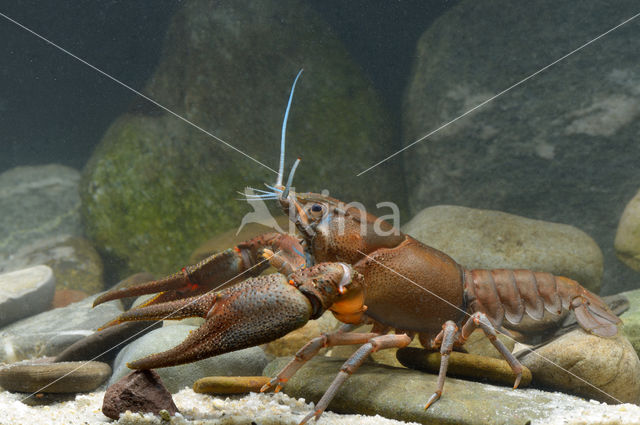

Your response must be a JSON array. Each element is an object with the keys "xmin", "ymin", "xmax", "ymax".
[{"xmin": 125, "ymin": 274, "xmax": 313, "ymax": 370}]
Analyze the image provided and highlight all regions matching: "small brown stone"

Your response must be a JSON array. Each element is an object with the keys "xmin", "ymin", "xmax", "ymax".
[
  {"xmin": 51, "ymin": 288, "xmax": 89, "ymax": 308},
  {"xmin": 102, "ymin": 369, "xmax": 178, "ymax": 420},
  {"xmin": 193, "ymin": 376, "xmax": 272, "ymax": 394},
  {"xmin": 397, "ymin": 347, "xmax": 532, "ymax": 387}
]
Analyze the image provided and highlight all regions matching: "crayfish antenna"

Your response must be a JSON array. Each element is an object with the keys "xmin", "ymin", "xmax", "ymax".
[
  {"xmin": 276, "ymin": 69, "xmax": 304, "ymax": 188},
  {"xmin": 282, "ymin": 157, "xmax": 301, "ymax": 199}
]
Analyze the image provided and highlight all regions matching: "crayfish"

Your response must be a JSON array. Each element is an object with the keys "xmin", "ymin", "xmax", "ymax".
[{"xmin": 93, "ymin": 70, "xmax": 621, "ymax": 424}]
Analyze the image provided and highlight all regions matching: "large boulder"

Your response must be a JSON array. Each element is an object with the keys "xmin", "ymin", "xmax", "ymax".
[
  {"xmin": 402, "ymin": 0, "xmax": 640, "ymax": 294},
  {"xmin": 403, "ymin": 205, "xmax": 603, "ymax": 293},
  {"xmin": 0, "ymin": 165, "xmax": 84, "ymax": 274},
  {"xmin": 81, "ymin": 0, "xmax": 402, "ymax": 278}
]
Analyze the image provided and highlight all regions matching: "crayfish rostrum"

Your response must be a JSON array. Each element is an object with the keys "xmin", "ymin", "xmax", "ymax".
[{"xmin": 94, "ymin": 71, "xmax": 621, "ymax": 424}]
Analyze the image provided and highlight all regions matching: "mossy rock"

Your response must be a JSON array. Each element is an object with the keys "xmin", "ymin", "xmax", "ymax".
[{"xmin": 81, "ymin": 0, "xmax": 402, "ymax": 277}]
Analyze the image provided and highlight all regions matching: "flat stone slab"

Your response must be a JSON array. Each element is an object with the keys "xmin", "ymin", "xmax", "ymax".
[
  {"xmin": 0, "ymin": 265, "xmax": 55, "ymax": 327},
  {"xmin": 193, "ymin": 376, "xmax": 271, "ymax": 394},
  {"xmin": 264, "ymin": 356, "xmax": 618, "ymax": 425},
  {"xmin": 0, "ymin": 360, "xmax": 110, "ymax": 393}
]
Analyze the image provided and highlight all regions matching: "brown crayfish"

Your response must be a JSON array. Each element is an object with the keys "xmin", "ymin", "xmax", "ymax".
[{"xmin": 93, "ymin": 70, "xmax": 621, "ymax": 424}]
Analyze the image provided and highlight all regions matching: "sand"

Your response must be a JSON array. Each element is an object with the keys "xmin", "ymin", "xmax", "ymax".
[{"xmin": 1, "ymin": 388, "xmax": 639, "ymax": 425}]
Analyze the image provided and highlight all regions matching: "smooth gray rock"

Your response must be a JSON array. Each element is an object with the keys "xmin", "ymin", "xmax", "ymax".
[
  {"xmin": 109, "ymin": 325, "xmax": 269, "ymax": 393},
  {"xmin": 0, "ymin": 265, "xmax": 55, "ymax": 328},
  {"xmin": 402, "ymin": 0, "xmax": 640, "ymax": 294},
  {"xmin": 264, "ymin": 356, "xmax": 599, "ymax": 425},
  {"xmin": 0, "ymin": 165, "xmax": 83, "ymax": 274},
  {"xmin": 0, "ymin": 294, "xmax": 122, "ymax": 363},
  {"xmin": 403, "ymin": 205, "xmax": 603, "ymax": 293},
  {"xmin": 520, "ymin": 329, "xmax": 640, "ymax": 404}
]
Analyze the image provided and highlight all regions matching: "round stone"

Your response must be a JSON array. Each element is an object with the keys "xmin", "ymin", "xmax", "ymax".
[{"xmin": 0, "ymin": 265, "xmax": 55, "ymax": 327}]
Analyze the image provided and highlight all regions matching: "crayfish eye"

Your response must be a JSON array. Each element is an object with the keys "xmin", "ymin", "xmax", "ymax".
[{"xmin": 308, "ymin": 203, "xmax": 324, "ymax": 218}]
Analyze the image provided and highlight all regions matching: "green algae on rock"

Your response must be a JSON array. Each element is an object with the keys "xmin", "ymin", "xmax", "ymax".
[{"xmin": 81, "ymin": 0, "xmax": 401, "ymax": 278}]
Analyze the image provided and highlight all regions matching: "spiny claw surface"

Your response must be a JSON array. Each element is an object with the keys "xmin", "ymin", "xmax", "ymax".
[
  {"xmin": 123, "ymin": 273, "xmax": 313, "ymax": 370},
  {"xmin": 93, "ymin": 248, "xmax": 250, "ymax": 309}
]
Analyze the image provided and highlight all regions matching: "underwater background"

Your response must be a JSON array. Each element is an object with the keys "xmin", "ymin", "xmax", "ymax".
[{"xmin": 2, "ymin": 1, "xmax": 640, "ymax": 424}]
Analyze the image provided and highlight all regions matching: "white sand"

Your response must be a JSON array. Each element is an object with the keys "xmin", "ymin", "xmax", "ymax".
[
  {"xmin": 0, "ymin": 389, "xmax": 418, "ymax": 425},
  {"xmin": 0, "ymin": 389, "xmax": 639, "ymax": 425}
]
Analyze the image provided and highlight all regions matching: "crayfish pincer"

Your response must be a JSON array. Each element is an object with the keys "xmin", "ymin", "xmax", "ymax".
[
  {"xmin": 107, "ymin": 262, "xmax": 358, "ymax": 370},
  {"xmin": 93, "ymin": 71, "xmax": 621, "ymax": 424}
]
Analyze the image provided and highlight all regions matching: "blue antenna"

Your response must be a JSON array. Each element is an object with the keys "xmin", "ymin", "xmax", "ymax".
[{"xmin": 276, "ymin": 69, "xmax": 304, "ymax": 187}]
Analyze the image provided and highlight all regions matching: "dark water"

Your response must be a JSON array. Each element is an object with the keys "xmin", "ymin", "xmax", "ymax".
[{"xmin": 0, "ymin": 0, "xmax": 453, "ymax": 173}]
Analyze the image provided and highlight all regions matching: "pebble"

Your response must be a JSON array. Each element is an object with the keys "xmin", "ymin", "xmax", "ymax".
[
  {"xmin": 0, "ymin": 265, "xmax": 55, "ymax": 328},
  {"xmin": 519, "ymin": 329, "xmax": 640, "ymax": 404},
  {"xmin": 193, "ymin": 376, "xmax": 272, "ymax": 394},
  {"xmin": 51, "ymin": 288, "xmax": 89, "ymax": 309},
  {"xmin": 0, "ymin": 360, "xmax": 110, "ymax": 393},
  {"xmin": 102, "ymin": 369, "xmax": 178, "ymax": 420},
  {"xmin": 396, "ymin": 347, "xmax": 531, "ymax": 387},
  {"xmin": 109, "ymin": 324, "xmax": 268, "ymax": 393}
]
